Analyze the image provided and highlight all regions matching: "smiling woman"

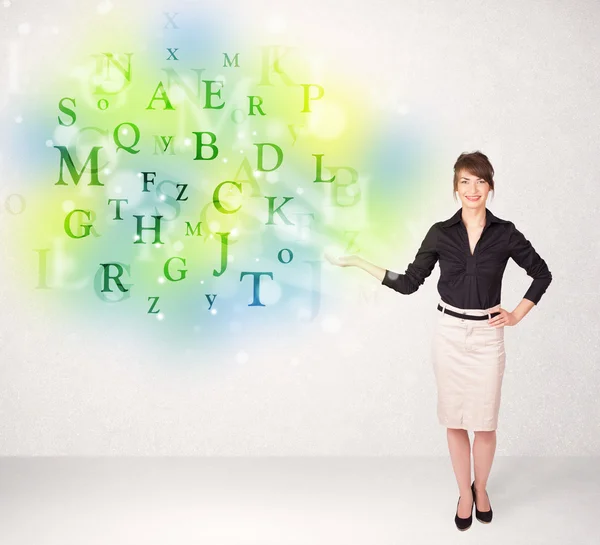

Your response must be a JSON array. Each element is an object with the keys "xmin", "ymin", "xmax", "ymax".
[
  {"xmin": 452, "ymin": 151, "xmax": 496, "ymax": 204},
  {"xmin": 325, "ymin": 149, "xmax": 552, "ymax": 530}
]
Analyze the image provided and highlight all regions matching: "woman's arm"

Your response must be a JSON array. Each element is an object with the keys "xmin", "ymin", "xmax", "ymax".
[
  {"xmin": 329, "ymin": 255, "xmax": 387, "ymax": 281},
  {"xmin": 380, "ymin": 223, "xmax": 439, "ymax": 294},
  {"xmin": 511, "ymin": 298, "xmax": 536, "ymax": 324},
  {"xmin": 325, "ymin": 223, "xmax": 440, "ymax": 294},
  {"xmin": 508, "ymin": 222, "xmax": 552, "ymax": 306}
]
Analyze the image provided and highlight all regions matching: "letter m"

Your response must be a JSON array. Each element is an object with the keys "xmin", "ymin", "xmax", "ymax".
[
  {"xmin": 223, "ymin": 53, "xmax": 240, "ymax": 68},
  {"xmin": 54, "ymin": 145, "xmax": 104, "ymax": 186},
  {"xmin": 185, "ymin": 221, "xmax": 202, "ymax": 236}
]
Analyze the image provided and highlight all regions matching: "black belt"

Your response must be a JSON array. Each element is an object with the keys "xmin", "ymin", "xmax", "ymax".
[{"xmin": 437, "ymin": 304, "xmax": 501, "ymax": 321}]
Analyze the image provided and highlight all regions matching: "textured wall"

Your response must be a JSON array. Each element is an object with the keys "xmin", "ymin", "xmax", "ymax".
[{"xmin": 0, "ymin": 0, "xmax": 597, "ymax": 455}]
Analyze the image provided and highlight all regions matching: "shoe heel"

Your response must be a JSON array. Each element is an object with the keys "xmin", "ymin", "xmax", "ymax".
[
  {"xmin": 471, "ymin": 481, "xmax": 493, "ymax": 523},
  {"xmin": 454, "ymin": 495, "xmax": 473, "ymax": 531}
]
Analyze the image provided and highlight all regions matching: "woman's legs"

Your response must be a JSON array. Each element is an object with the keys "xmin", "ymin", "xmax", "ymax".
[
  {"xmin": 472, "ymin": 430, "xmax": 496, "ymax": 510},
  {"xmin": 446, "ymin": 428, "xmax": 473, "ymax": 517}
]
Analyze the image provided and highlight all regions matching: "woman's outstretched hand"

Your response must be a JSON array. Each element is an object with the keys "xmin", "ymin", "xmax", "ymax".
[
  {"xmin": 325, "ymin": 251, "xmax": 387, "ymax": 282},
  {"xmin": 324, "ymin": 251, "xmax": 358, "ymax": 268}
]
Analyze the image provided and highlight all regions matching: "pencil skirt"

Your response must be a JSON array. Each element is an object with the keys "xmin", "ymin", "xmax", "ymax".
[{"xmin": 431, "ymin": 298, "xmax": 506, "ymax": 432}]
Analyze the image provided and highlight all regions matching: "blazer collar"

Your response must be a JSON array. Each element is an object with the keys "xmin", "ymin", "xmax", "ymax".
[{"xmin": 441, "ymin": 207, "xmax": 509, "ymax": 228}]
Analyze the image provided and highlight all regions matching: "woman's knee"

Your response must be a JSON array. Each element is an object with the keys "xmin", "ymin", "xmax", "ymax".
[{"xmin": 447, "ymin": 427, "xmax": 468, "ymax": 434}]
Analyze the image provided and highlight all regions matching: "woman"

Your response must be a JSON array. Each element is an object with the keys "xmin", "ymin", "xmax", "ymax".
[{"xmin": 325, "ymin": 151, "xmax": 552, "ymax": 530}]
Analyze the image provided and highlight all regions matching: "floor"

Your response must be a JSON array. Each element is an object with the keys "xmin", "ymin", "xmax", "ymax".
[{"xmin": 0, "ymin": 457, "xmax": 598, "ymax": 544}]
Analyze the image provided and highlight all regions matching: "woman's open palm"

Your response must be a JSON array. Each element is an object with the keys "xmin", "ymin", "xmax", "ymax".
[{"xmin": 324, "ymin": 251, "xmax": 356, "ymax": 268}]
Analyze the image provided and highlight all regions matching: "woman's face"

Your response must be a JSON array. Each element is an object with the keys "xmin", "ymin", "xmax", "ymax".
[{"xmin": 456, "ymin": 169, "xmax": 491, "ymax": 209}]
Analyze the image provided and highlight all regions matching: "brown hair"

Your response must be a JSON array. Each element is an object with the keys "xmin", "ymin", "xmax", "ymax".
[{"xmin": 452, "ymin": 151, "xmax": 495, "ymax": 203}]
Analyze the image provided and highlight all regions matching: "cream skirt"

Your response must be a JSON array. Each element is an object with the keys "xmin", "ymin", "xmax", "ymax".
[{"xmin": 431, "ymin": 298, "xmax": 506, "ymax": 431}]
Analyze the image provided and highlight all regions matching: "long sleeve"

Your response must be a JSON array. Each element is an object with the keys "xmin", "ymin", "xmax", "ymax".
[
  {"xmin": 508, "ymin": 222, "xmax": 552, "ymax": 305},
  {"xmin": 381, "ymin": 223, "xmax": 439, "ymax": 295}
]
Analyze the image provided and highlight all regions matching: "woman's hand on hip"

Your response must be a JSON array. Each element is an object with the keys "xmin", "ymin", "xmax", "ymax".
[{"xmin": 488, "ymin": 307, "xmax": 519, "ymax": 327}]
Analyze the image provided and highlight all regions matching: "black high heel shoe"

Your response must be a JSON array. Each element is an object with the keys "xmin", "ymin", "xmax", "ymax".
[
  {"xmin": 471, "ymin": 481, "xmax": 493, "ymax": 523},
  {"xmin": 454, "ymin": 494, "xmax": 473, "ymax": 531}
]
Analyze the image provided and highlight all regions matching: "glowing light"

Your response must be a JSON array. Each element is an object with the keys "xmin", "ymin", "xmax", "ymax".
[{"xmin": 308, "ymin": 101, "xmax": 346, "ymax": 139}]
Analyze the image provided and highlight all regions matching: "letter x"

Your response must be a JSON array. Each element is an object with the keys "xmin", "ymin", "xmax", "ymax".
[{"xmin": 163, "ymin": 12, "xmax": 179, "ymax": 29}]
